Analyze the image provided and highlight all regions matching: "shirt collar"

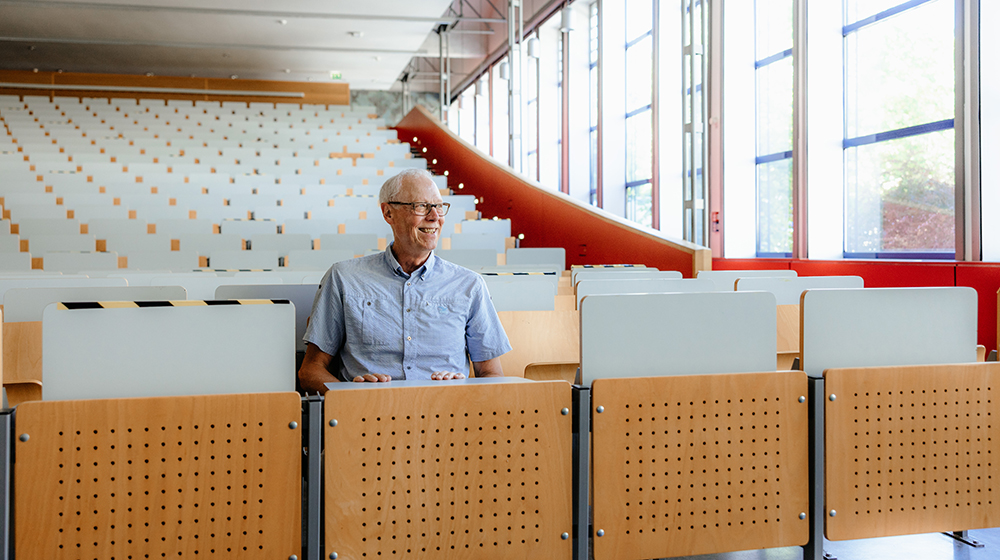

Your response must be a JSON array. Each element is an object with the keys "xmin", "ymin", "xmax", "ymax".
[{"xmin": 385, "ymin": 242, "xmax": 436, "ymax": 280}]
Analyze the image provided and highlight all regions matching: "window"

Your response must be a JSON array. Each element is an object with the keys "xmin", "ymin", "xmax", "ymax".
[
  {"xmin": 589, "ymin": 0, "xmax": 600, "ymax": 205},
  {"xmin": 842, "ymin": 0, "xmax": 955, "ymax": 257},
  {"xmin": 754, "ymin": 0, "xmax": 794, "ymax": 257},
  {"xmin": 526, "ymin": 36, "xmax": 540, "ymax": 181},
  {"xmin": 625, "ymin": 0, "xmax": 654, "ymax": 227}
]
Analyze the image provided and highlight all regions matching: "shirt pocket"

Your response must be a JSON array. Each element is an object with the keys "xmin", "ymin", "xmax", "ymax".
[{"xmin": 358, "ymin": 297, "xmax": 395, "ymax": 347}]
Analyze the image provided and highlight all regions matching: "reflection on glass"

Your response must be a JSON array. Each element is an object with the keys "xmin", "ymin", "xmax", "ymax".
[
  {"xmin": 757, "ymin": 158, "xmax": 793, "ymax": 254},
  {"xmin": 626, "ymin": 110, "xmax": 653, "ymax": 183},
  {"xmin": 756, "ymin": 57, "xmax": 793, "ymax": 155},
  {"xmin": 844, "ymin": 129, "xmax": 955, "ymax": 253},
  {"xmin": 626, "ymin": 35, "xmax": 653, "ymax": 113},
  {"xmin": 845, "ymin": 0, "xmax": 920, "ymax": 25},
  {"xmin": 844, "ymin": 0, "xmax": 953, "ymax": 138},
  {"xmin": 626, "ymin": 0, "xmax": 653, "ymax": 43},
  {"xmin": 755, "ymin": 0, "xmax": 793, "ymax": 61},
  {"xmin": 627, "ymin": 182, "xmax": 654, "ymax": 228}
]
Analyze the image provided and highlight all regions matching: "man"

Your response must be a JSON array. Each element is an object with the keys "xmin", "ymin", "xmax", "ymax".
[{"xmin": 298, "ymin": 168, "xmax": 511, "ymax": 393}]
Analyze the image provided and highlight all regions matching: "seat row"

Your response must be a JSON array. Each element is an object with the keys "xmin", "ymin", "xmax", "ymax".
[{"xmin": 0, "ymin": 279, "xmax": 992, "ymax": 560}]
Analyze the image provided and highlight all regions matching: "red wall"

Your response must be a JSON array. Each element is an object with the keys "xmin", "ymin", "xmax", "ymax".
[
  {"xmin": 394, "ymin": 106, "xmax": 708, "ymax": 277},
  {"xmin": 715, "ymin": 258, "xmax": 1000, "ymax": 353}
]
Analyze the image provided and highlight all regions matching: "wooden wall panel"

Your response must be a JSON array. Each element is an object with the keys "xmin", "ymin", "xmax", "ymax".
[
  {"xmin": 590, "ymin": 372, "xmax": 810, "ymax": 560},
  {"xmin": 14, "ymin": 392, "xmax": 303, "ymax": 559},
  {"xmin": 825, "ymin": 363, "xmax": 1000, "ymax": 541},
  {"xmin": 0, "ymin": 70, "xmax": 350, "ymax": 106},
  {"xmin": 324, "ymin": 381, "xmax": 573, "ymax": 560}
]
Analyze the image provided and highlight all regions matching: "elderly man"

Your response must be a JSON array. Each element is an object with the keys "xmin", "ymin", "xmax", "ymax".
[{"xmin": 298, "ymin": 168, "xmax": 511, "ymax": 393}]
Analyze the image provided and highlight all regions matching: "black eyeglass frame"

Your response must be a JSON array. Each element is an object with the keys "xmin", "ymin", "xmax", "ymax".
[{"xmin": 386, "ymin": 201, "xmax": 451, "ymax": 216}]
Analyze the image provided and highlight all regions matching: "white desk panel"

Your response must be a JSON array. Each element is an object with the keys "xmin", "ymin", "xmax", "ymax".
[
  {"xmin": 216, "ymin": 283, "xmax": 319, "ymax": 352},
  {"xmin": 575, "ymin": 277, "xmax": 715, "ymax": 309},
  {"xmin": 696, "ymin": 269, "xmax": 798, "ymax": 291},
  {"xmin": 0, "ymin": 276, "xmax": 127, "ymax": 301},
  {"xmin": 580, "ymin": 292, "xmax": 777, "ymax": 385},
  {"xmin": 800, "ymin": 287, "xmax": 978, "ymax": 378},
  {"xmin": 43, "ymin": 300, "xmax": 295, "ymax": 400},
  {"xmin": 150, "ymin": 274, "xmax": 262, "ymax": 300},
  {"xmin": 735, "ymin": 275, "xmax": 864, "ymax": 305},
  {"xmin": 570, "ymin": 265, "xmax": 653, "ymax": 286}
]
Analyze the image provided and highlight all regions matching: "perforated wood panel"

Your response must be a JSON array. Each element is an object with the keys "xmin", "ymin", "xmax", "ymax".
[
  {"xmin": 324, "ymin": 380, "xmax": 573, "ymax": 559},
  {"xmin": 15, "ymin": 392, "xmax": 302, "ymax": 559},
  {"xmin": 591, "ymin": 372, "xmax": 809, "ymax": 560},
  {"xmin": 825, "ymin": 363, "xmax": 1000, "ymax": 540}
]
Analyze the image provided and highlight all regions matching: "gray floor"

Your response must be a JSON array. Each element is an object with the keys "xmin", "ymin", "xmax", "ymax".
[{"xmin": 653, "ymin": 528, "xmax": 1000, "ymax": 560}]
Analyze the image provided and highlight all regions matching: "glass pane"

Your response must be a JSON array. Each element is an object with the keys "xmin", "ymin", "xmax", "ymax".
[
  {"xmin": 845, "ymin": 0, "xmax": 921, "ymax": 25},
  {"xmin": 756, "ymin": 158, "xmax": 793, "ymax": 254},
  {"xmin": 590, "ymin": 129, "xmax": 598, "ymax": 203},
  {"xmin": 626, "ymin": 110, "xmax": 653, "ymax": 183},
  {"xmin": 756, "ymin": 56, "xmax": 793, "ymax": 155},
  {"xmin": 755, "ymin": 0, "xmax": 793, "ymax": 60},
  {"xmin": 625, "ymin": 35, "xmax": 653, "ymax": 113},
  {"xmin": 626, "ymin": 183, "xmax": 654, "ymax": 228},
  {"xmin": 844, "ymin": 128, "xmax": 955, "ymax": 253},
  {"xmin": 626, "ymin": 0, "xmax": 653, "ymax": 43},
  {"xmin": 845, "ymin": 0, "xmax": 953, "ymax": 138}
]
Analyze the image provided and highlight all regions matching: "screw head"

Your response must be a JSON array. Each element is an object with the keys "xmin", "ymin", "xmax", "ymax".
[
  {"xmin": 561, "ymin": 408, "xmax": 569, "ymax": 416},
  {"xmin": 596, "ymin": 406, "xmax": 605, "ymax": 414},
  {"xmin": 18, "ymin": 434, "xmax": 28, "ymax": 442},
  {"xmin": 596, "ymin": 529, "xmax": 605, "ymax": 537},
  {"xmin": 829, "ymin": 394, "xmax": 837, "ymax": 402},
  {"xmin": 330, "ymin": 553, "xmax": 339, "ymax": 559},
  {"xmin": 798, "ymin": 396, "xmax": 806, "ymax": 403},
  {"xmin": 289, "ymin": 555, "xmax": 298, "ymax": 560},
  {"xmin": 329, "ymin": 419, "xmax": 338, "ymax": 427},
  {"xmin": 829, "ymin": 510, "xmax": 837, "ymax": 517},
  {"xmin": 799, "ymin": 512, "xmax": 807, "ymax": 520},
  {"xmin": 288, "ymin": 421, "xmax": 298, "ymax": 429},
  {"xmin": 561, "ymin": 532, "xmax": 569, "ymax": 540}
]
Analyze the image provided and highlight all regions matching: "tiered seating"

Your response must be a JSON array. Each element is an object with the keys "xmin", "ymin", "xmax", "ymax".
[{"xmin": 0, "ymin": 95, "xmax": 445, "ymax": 273}]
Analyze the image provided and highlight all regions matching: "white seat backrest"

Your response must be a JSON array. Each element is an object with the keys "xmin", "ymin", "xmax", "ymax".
[
  {"xmin": 482, "ymin": 275, "xmax": 557, "ymax": 312},
  {"xmin": 695, "ymin": 269, "xmax": 797, "ymax": 291},
  {"xmin": 43, "ymin": 299, "xmax": 295, "ymax": 400},
  {"xmin": 574, "ymin": 269, "xmax": 682, "ymax": 286},
  {"xmin": 800, "ymin": 287, "xmax": 978, "ymax": 378},
  {"xmin": 735, "ymin": 275, "xmax": 864, "ymax": 305},
  {"xmin": 576, "ymin": 277, "xmax": 714, "ymax": 309},
  {"xmin": 580, "ymin": 291, "xmax": 777, "ymax": 385},
  {"xmin": 4, "ymin": 285, "xmax": 186, "ymax": 322}
]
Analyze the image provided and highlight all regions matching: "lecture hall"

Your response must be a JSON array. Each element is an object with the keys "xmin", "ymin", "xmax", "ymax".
[{"xmin": 0, "ymin": 1, "xmax": 998, "ymax": 559}]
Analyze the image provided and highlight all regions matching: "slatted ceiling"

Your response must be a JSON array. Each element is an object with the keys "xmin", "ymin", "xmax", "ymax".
[
  {"xmin": 590, "ymin": 372, "xmax": 810, "ymax": 560},
  {"xmin": 14, "ymin": 392, "xmax": 302, "ymax": 560},
  {"xmin": 324, "ymin": 380, "xmax": 573, "ymax": 560},
  {"xmin": 824, "ymin": 363, "xmax": 1000, "ymax": 541}
]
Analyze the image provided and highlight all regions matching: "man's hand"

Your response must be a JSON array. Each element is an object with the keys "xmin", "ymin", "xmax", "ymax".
[
  {"xmin": 430, "ymin": 371, "xmax": 466, "ymax": 381},
  {"xmin": 352, "ymin": 373, "xmax": 392, "ymax": 383}
]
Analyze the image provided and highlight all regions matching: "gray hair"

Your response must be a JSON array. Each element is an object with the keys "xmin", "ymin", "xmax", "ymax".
[{"xmin": 378, "ymin": 168, "xmax": 435, "ymax": 203}]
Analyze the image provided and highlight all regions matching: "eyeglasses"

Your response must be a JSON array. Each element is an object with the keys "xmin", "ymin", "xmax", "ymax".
[{"xmin": 387, "ymin": 201, "xmax": 451, "ymax": 216}]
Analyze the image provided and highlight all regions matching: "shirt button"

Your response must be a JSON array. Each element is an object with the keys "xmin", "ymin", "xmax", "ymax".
[
  {"xmin": 407, "ymin": 282, "xmax": 411, "ymax": 286},
  {"xmin": 407, "ymin": 336, "xmax": 412, "ymax": 341},
  {"xmin": 407, "ymin": 366, "xmax": 411, "ymax": 370},
  {"xmin": 407, "ymin": 308, "xmax": 411, "ymax": 313}
]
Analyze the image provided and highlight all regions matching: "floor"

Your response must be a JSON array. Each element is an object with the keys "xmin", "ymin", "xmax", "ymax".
[{"xmin": 655, "ymin": 528, "xmax": 1000, "ymax": 560}]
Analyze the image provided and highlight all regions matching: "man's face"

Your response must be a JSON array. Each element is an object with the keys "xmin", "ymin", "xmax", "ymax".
[{"xmin": 382, "ymin": 176, "xmax": 445, "ymax": 257}]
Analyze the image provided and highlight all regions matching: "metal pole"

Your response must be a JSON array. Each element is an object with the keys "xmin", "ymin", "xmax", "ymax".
[
  {"xmin": 439, "ymin": 25, "xmax": 446, "ymax": 122},
  {"xmin": 507, "ymin": 0, "xmax": 517, "ymax": 169},
  {"xmin": 446, "ymin": 27, "xmax": 452, "ymax": 120}
]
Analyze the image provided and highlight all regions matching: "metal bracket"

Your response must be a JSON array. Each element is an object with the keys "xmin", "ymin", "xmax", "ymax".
[
  {"xmin": 942, "ymin": 530, "xmax": 984, "ymax": 548},
  {"xmin": 571, "ymin": 386, "xmax": 590, "ymax": 560},
  {"xmin": 0, "ymin": 409, "xmax": 12, "ymax": 560},
  {"xmin": 302, "ymin": 395, "xmax": 325, "ymax": 560}
]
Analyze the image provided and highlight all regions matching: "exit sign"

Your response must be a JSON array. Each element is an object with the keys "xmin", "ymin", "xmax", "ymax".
[{"xmin": 330, "ymin": 71, "xmax": 343, "ymax": 80}]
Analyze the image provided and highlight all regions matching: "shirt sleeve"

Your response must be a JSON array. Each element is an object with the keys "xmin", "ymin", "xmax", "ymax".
[
  {"xmin": 302, "ymin": 266, "xmax": 346, "ymax": 358},
  {"xmin": 464, "ymin": 275, "xmax": 513, "ymax": 363}
]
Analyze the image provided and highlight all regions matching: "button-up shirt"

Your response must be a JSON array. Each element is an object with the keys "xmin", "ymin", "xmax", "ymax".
[{"xmin": 304, "ymin": 245, "xmax": 512, "ymax": 381}]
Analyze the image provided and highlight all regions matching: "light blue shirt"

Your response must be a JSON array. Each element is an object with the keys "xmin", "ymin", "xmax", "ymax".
[{"xmin": 304, "ymin": 245, "xmax": 512, "ymax": 381}]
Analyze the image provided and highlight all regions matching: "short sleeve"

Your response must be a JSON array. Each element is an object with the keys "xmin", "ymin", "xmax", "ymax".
[
  {"xmin": 302, "ymin": 266, "xmax": 346, "ymax": 357},
  {"xmin": 464, "ymin": 275, "xmax": 512, "ymax": 363}
]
